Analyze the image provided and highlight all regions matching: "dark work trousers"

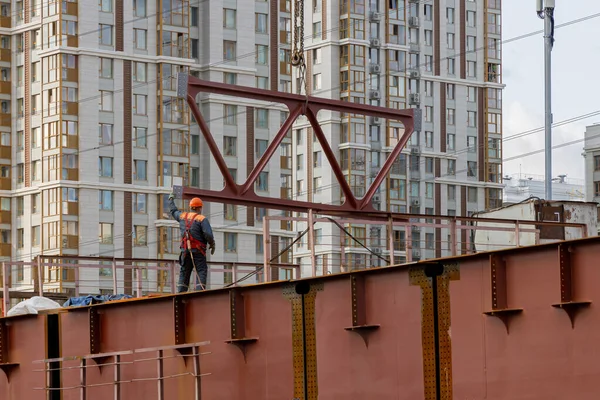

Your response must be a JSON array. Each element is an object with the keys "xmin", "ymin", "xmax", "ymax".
[{"xmin": 177, "ymin": 250, "xmax": 208, "ymax": 293}]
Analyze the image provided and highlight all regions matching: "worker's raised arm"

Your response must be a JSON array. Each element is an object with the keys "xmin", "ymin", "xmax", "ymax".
[{"xmin": 168, "ymin": 194, "xmax": 182, "ymax": 221}]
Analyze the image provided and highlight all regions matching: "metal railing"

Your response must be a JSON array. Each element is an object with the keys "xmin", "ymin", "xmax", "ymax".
[{"xmin": 0, "ymin": 257, "xmax": 300, "ymax": 316}]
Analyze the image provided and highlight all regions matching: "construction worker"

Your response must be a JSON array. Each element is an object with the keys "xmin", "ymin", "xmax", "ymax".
[{"xmin": 168, "ymin": 194, "xmax": 215, "ymax": 292}]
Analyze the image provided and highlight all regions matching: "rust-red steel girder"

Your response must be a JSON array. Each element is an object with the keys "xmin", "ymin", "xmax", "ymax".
[{"xmin": 176, "ymin": 73, "xmax": 421, "ymax": 220}]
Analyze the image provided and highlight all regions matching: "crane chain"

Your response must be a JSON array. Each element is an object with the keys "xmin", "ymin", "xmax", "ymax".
[{"xmin": 291, "ymin": 0, "xmax": 305, "ymax": 68}]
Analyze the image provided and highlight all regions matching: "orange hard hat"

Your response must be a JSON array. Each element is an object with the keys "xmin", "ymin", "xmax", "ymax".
[{"xmin": 190, "ymin": 197, "xmax": 203, "ymax": 208}]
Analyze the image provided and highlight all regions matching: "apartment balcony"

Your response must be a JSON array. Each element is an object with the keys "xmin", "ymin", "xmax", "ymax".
[
  {"xmin": 0, "ymin": 243, "xmax": 10, "ymax": 258},
  {"xmin": 0, "ymin": 81, "xmax": 10, "ymax": 94},
  {"xmin": 63, "ymin": 202, "xmax": 78, "ymax": 216},
  {"xmin": 63, "ymin": 1, "xmax": 78, "ymax": 16},
  {"xmin": 63, "ymin": 34, "xmax": 78, "ymax": 48},
  {"xmin": 63, "ymin": 68, "xmax": 78, "ymax": 83},
  {"xmin": 0, "ymin": 210, "xmax": 10, "ymax": 224},
  {"xmin": 280, "ymin": 155, "xmax": 291, "ymax": 170},
  {"xmin": 63, "ymin": 134, "xmax": 78, "ymax": 149},
  {"xmin": 0, "ymin": 177, "xmax": 9, "ymax": 190},
  {"xmin": 0, "ymin": 145, "xmax": 9, "ymax": 160},
  {"xmin": 0, "ymin": 112, "xmax": 10, "ymax": 126},
  {"xmin": 62, "ymin": 168, "xmax": 78, "ymax": 181},
  {"xmin": 61, "ymin": 235, "xmax": 79, "ymax": 249},
  {"xmin": 62, "ymin": 101, "xmax": 78, "ymax": 116},
  {"xmin": 280, "ymin": 187, "xmax": 291, "ymax": 200}
]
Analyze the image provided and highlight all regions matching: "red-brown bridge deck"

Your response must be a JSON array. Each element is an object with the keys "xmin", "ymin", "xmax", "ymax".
[{"xmin": 1, "ymin": 236, "xmax": 600, "ymax": 399}]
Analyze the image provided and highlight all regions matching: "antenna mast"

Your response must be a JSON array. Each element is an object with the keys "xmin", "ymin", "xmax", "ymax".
[{"xmin": 537, "ymin": 0, "xmax": 556, "ymax": 200}]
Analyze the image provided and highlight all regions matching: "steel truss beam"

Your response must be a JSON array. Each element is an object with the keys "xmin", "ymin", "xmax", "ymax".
[{"xmin": 177, "ymin": 73, "xmax": 421, "ymax": 219}]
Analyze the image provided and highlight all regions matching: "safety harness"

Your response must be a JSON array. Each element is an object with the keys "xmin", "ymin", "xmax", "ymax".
[{"xmin": 180, "ymin": 212, "xmax": 207, "ymax": 256}]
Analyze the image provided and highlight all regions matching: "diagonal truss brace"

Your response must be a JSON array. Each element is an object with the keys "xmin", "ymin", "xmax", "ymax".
[{"xmin": 177, "ymin": 73, "xmax": 421, "ymax": 218}]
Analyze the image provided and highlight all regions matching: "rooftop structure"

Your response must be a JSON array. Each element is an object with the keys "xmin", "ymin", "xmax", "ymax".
[{"xmin": 502, "ymin": 173, "xmax": 585, "ymax": 204}]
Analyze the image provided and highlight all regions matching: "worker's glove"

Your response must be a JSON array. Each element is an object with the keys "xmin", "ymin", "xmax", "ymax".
[
  {"xmin": 168, "ymin": 192, "xmax": 175, "ymax": 200},
  {"xmin": 209, "ymin": 243, "xmax": 215, "ymax": 255}
]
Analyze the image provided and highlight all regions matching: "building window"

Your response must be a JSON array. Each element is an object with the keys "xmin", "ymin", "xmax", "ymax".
[
  {"xmin": 134, "ymin": 127, "xmax": 147, "ymax": 148},
  {"xmin": 99, "ymin": 58, "xmax": 112, "ymax": 78},
  {"xmin": 256, "ymin": 45, "xmax": 268, "ymax": 64},
  {"xmin": 467, "ymin": 111, "xmax": 477, "ymax": 127},
  {"xmin": 133, "ymin": 62, "xmax": 147, "ymax": 82},
  {"xmin": 133, "ymin": 193, "xmax": 147, "ymax": 213},
  {"xmin": 256, "ymin": 13, "xmax": 268, "ymax": 33},
  {"xmin": 223, "ymin": 8, "xmax": 236, "ymax": 29},
  {"xmin": 448, "ymin": 159, "xmax": 456, "ymax": 175},
  {"xmin": 467, "ymin": 161, "xmax": 477, "ymax": 177},
  {"xmin": 467, "ymin": 136, "xmax": 477, "ymax": 152},
  {"xmin": 447, "ymin": 32, "xmax": 454, "ymax": 49},
  {"xmin": 224, "ymin": 72, "xmax": 236, "ymax": 84},
  {"xmin": 256, "ymin": 172, "xmax": 268, "ymax": 192},
  {"xmin": 134, "ymin": 29, "xmax": 147, "ymax": 49},
  {"xmin": 133, "ymin": 0, "xmax": 146, "ymax": 17},
  {"xmin": 99, "ymin": 123, "xmax": 112, "ymax": 145},
  {"xmin": 224, "ymin": 136, "xmax": 236, "ymax": 156},
  {"xmin": 467, "ymin": 10, "xmax": 476, "ymax": 27},
  {"xmin": 256, "ymin": 109, "xmax": 268, "ymax": 128},
  {"xmin": 99, "ymin": 0, "xmax": 112, "ymax": 12},
  {"xmin": 446, "ymin": 108, "xmax": 455, "ymax": 125},
  {"xmin": 223, "ymin": 40, "xmax": 236, "ymax": 61},
  {"xmin": 98, "ymin": 90, "xmax": 113, "ymax": 111},
  {"xmin": 224, "ymin": 104, "xmax": 237, "ymax": 125},
  {"xmin": 99, "ymin": 190, "xmax": 113, "ymax": 210},
  {"xmin": 134, "ymin": 226, "xmax": 147, "ymax": 246},
  {"xmin": 99, "ymin": 223, "xmax": 113, "ymax": 244},
  {"xmin": 133, "ymin": 94, "xmax": 147, "ymax": 115},
  {"xmin": 98, "ymin": 156, "xmax": 113, "ymax": 177},
  {"xmin": 224, "ymin": 232, "xmax": 237, "ymax": 252},
  {"xmin": 99, "ymin": 24, "xmax": 113, "ymax": 46},
  {"xmin": 446, "ymin": 7, "xmax": 454, "ymax": 24},
  {"xmin": 133, "ymin": 160, "xmax": 147, "ymax": 180},
  {"xmin": 594, "ymin": 156, "xmax": 600, "ymax": 171},
  {"xmin": 224, "ymin": 204, "xmax": 237, "ymax": 221},
  {"xmin": 595, "ymin": 182, "xmax": 600, "ymax": 197}
]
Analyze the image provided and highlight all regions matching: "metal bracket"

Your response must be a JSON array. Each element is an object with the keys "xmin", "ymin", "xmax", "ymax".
[
  {"xmin": 344, "ymin": 275, "xmax": 379, "ymax": 347},
  {"xmin": 551, "ymin": 244, "xmax": 591, "ymax": 328},
  {"xmin": 483, "ymin": 254, "xmax": 523, "ymax": 334},
  {"xmin": 225, "ymin": 289, "xmax": 258, "ymax": 362},
  {"xmin": 179, "ymin": 73, "xmax": 417, "ymax": 220}
]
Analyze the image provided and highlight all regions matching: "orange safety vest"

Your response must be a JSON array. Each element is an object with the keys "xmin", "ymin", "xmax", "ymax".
[{"xmin": 179, "ymin": 212, "xmax": 207, "ymax": 256}]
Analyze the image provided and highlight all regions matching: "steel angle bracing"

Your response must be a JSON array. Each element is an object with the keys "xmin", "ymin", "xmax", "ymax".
[{"xmin": 177, "ymin": 73, "xmax": 421, "ymax": 219}]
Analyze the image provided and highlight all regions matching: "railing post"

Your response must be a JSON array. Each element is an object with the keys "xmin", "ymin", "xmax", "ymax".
[
  {"xmin": 450, "ymin": 219, "xmax": 458, "ymax": 256},
  {"xmin": 406, "ymin": 224, "xmax": 413, "ymax": 263},
  {"xmin": 388, "ymin": 216, "xmax": 395, "ymax": 266},
  {"xmin": 37, "ymin": 255, "xmax": 43, "ymax": 296},
  {"xmin": 308, "ymin": 209, "xmax": 316, "ymax": 276},
  {"xmin": 74, "ymin": 267, "xmax": 80, "ymax": 297},
  {"xmin": 232, "ymin": 263, "xmax": 238, "ymax": 287},
  {"xmin": 112, "ymin": 261, "xmax": 118, "ymax": 295},
  {"xmin": 2, "ymin": 262, "xmax": 9, "ymax": 316},
  {"xmin": 263, "ymin": 217, "xmax": 271, "ymax": 283},
  {"xmin": 170, "ymin": 261, "xmax": 177, "ymax": 293},
  {"xmin": 515, "ymin": 221, "xmax": 521, "ymax": 247},
  {"xmin": 136, "ymin": 267, "xmax": 142, "ymax": 297}
]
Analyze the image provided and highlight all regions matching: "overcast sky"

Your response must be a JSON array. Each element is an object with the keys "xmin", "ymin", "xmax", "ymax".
[{"xmin": 502, "ymin": 0, "xmax": 600, "ymax": 181}]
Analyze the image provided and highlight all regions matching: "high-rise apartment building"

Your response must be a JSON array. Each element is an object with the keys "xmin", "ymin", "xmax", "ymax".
[
  {"xmin": 291, "ymin": 0, "xmax": 504, "ymax": 272},
  {"xmin": 0, "ymin": 0, "xmax": 296, "ymax": 291}
]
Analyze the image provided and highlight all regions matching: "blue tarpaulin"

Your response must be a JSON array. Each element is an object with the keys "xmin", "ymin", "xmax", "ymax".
[{"xmin": 63, "ymin": 294, "xmax": 133, "ymax": 307}]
